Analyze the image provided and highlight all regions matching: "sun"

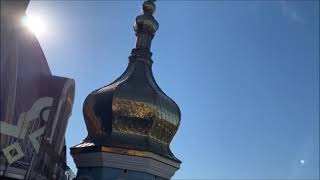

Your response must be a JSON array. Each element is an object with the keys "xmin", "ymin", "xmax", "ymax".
[{"xmin": 22, "ymin": 15, "xmax": 46, "ymax": 36}]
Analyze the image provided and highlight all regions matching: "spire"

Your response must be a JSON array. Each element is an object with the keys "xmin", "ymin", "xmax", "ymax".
[
  {"xmin": 131, "ymin": 0, "xmax": 159, "ymax": 63},
  {"xmin": 71, "ymin": 1, "xmax": 181, "ymax": 179}
]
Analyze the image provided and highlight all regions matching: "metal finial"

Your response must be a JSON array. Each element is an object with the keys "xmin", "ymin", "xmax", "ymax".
[
  {"xmin": 134, "ymin": 0, "xmax": 159, "ymax": 36},
  {"xmin": 142, "ymin": 0, "xmax": 156, "ymax": 15}
]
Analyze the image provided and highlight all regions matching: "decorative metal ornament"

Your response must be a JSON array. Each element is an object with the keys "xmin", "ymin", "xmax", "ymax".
[{"xmin": 80, "ymin": 0, "xmax": 181, "ymax": 162}]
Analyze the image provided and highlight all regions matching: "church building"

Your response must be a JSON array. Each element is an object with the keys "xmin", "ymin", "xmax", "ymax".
[{"xmin": 1, "ymin": 0, "xmax": 181, "ymax": 179}]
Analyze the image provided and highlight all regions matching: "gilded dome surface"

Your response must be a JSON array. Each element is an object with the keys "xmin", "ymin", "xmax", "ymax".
[
  {"xmin": 83, "ymin": 58, "xmax": 180, "ymax": 160},
  {"xmin": 82, "ymin": 0, "xmax": 181, "ymax": 161}
]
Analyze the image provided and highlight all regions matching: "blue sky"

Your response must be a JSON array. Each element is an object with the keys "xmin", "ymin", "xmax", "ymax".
[{"xmin": 27, "ymin": 1, "xmax": 319, "ymax": 179}]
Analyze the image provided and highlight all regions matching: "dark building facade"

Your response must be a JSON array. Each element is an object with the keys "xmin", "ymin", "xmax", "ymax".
[
  {"xmin": 0, "ymin": 1, "xmax": 75, "ymax": 179},
  {"xmin": 71, "ymin": 1, "xmax": 181, "ymax": 179}
]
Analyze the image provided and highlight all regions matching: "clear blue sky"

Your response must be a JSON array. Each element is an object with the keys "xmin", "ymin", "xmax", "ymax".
[{"xmin": 27, "ymin": 1, "xmax": 319, "ymax": 179}]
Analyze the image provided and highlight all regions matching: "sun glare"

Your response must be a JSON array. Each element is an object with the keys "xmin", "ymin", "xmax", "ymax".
[{"xmin": 22, "ymin": 15, "xmax": 46, "ymax": 36}]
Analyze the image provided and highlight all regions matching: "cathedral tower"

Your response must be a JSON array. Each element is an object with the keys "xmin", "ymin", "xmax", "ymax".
[{"xmin": 71, "ymin": 1, "xmax": 181, "ymax": 179}]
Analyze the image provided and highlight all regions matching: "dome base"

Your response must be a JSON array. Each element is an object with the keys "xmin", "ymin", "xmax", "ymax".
[{"xmin": 71, "ymin": 144, "xmax": 180, "ymax": 180}]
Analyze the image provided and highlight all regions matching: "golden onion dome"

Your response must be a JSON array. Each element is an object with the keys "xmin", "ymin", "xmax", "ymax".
[{"xmin": 82, "ymin": 0, "xmax": 181, "ymax": 161}]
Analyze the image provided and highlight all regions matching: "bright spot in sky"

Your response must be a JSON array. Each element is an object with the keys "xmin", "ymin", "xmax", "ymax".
[
  {"xmin": 22, "ymin": 15, "xmax": 46, "ymax": 36},
  {"xmin": 300, "ymin": 160, "xmax": 305, "ymax": 164}
]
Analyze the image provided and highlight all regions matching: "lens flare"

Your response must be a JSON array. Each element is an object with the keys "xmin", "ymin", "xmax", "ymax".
[{"xmin": 22, "ymin": 15, "xmax": 46, "ymax": 36}]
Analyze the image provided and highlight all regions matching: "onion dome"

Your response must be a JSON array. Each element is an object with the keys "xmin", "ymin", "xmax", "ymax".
[{"xmin": 82, "ymin": 0, "xmax": 181, "ymax": 162}]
